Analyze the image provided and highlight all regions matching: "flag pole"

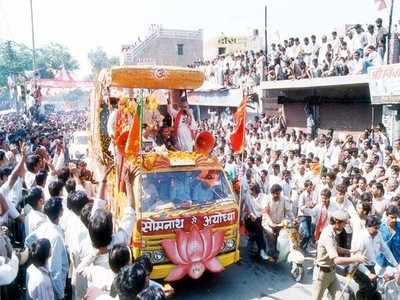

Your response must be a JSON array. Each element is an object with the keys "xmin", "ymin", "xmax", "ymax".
[
  {"xmin": 29, "ymin": 0, "xmax": 37, "ymax": 80},
  {"xmin": 238, "ymin": 92, "xmax": 247, "ymax": 225},
  {"xmin": 386, "ymin": 0, "xmax": 395, "ymax": 64}
]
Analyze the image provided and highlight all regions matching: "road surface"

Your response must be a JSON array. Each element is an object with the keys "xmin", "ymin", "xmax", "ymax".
[{"xmin": 171, "ymin": 237, "xmax": 314, "ymax": 300}]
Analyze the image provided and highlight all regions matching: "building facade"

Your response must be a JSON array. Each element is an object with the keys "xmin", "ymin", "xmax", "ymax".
[{"xmin": 121, "ymin": 27, "xmax": 203, "ymax": 67}]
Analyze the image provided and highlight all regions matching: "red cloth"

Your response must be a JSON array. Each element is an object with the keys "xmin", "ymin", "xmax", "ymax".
[
  {"xmin": 314, "ymin": 204, "xmax": 328, "ymax": 241},
  {"xmin": 229, "ymin": 97, "xmax": 247, "ymax": 153},
  {"xmin": 375, "ymin": 0, "xmax": 386, "ymax": 10}
]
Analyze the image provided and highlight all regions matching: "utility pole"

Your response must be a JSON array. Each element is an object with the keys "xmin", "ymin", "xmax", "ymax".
[
  {"xmin": 264, "ymin": 5, "xmax": 268, "ymax": 57},
  {"xmin": 30, "ymin": 0, "xmax": 36, "ymax": 77},
  {"xmin": 386, "ymin": 0, "xmax": 394, "ymax": 64}
]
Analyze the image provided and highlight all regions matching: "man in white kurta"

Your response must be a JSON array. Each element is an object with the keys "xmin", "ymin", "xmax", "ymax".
[{"xmin": 167, "ymin": 92, "xmax": 197, "ymax": 152}]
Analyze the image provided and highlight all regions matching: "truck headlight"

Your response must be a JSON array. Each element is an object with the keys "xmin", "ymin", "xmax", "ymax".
[
  {"xmin": 222, "ymin": 239, "xmax": 236, "ymax": 252},
  {"xmin": 152, "ymin": 250, "xmax": 166, "ymax": 263},
  {"xmin": 142, "ymin": 250, "xmax": 168, "ymax": 264}
]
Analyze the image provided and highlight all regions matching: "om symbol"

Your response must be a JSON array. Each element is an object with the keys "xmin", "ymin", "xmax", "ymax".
[{"xmin": 154, "ymin": 68, "xmax": 167, "ymax": 80}]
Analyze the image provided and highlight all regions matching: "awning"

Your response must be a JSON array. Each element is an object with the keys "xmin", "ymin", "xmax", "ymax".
[
  {"xmin": 260, "ymin": 74, "xmax": 369, "ymax": 91},
  {"xmin": 188, "ymin": 88, "xmax": 243, "ymax": 107},
  {"xmin": 37, "ymin": 79, "xmax": 93, "ymax": 88},
  {"xmin": 37, "ymin": 67, "xmax": 94, "ymax": 89}
]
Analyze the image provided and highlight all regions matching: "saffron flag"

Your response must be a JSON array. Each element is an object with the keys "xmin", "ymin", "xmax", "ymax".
[
  {"xmin": 375, "ymin": 0, "xmax": 387, "ymax": 10},
  {"xmin": 125, "ymin": 102, "xmax": 142, "ymax": 157},
  {"xmin": 229, "ymin": 96, "xmax": 247, "ymax": 153},
  {"xmin": 115, "ymin": 110, "xmax": 129, "ymax": 156}
]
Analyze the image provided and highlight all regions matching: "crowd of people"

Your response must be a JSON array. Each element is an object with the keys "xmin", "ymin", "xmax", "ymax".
[
  {"xmin": 200, "ymin": 109, "xmax": 400, "ymax": 299},
  {"xmin": 190, "ymin": 18, "xmax": 400, "ymax": 88},
  {"xmin": 132, "ymin": 87, "xmax": 400, "ymax": 299},
  {"xmin": 0, "ymin": 109, "xmax": 170, "ymax": 300},
  {"xmin": 1, "ymin": 90, "xmax": 400, "ymax": 300}
]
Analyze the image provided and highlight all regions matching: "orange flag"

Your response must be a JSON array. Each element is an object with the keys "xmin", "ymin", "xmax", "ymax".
[
  {"xmin": 229, "ymin": 96, "xmax": 247, "ymax": 153},
  {"xmin": 115, "ymin": 110, "xmax": 129, "ymax": 156},
  {"xmin": 125, "ymin": 110, "xmax": 141, "ymax": 157}
]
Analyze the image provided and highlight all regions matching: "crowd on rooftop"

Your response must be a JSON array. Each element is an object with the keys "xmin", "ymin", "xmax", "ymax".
[{"xmin": 189, "ymin": 18, "xmax": 400, "ymax": 89}]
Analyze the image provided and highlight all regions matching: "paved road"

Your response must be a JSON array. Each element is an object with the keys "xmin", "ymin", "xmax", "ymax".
[{"xmin": 171, "ymin": 238, "xmax": 315, "ymax": 300}]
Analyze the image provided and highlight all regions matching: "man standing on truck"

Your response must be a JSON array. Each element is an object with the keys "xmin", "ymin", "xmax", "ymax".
[{"xmin": 167, "ymin": 90, "xmax": 197, "ymax": 152}]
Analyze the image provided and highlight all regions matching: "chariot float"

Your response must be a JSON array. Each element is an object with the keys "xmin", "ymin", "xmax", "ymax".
[{"xmin": 89, "ymin": 66, "xmax": 240, "ymax": 281}]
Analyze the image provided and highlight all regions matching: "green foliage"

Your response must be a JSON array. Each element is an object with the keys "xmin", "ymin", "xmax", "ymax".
[
  {"xmin": 0, "ymin": 41, "xmax": 33, "ymax": 86},
  {"xmin": 0, "ymin": 40, "xmax": 79, "ymax": 86},
  {"xmin": 88, "ymin": 47, "xmax": 119, "ymax": 78}
]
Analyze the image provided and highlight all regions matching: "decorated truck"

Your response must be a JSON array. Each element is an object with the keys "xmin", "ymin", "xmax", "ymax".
[{"xmin": 89, "ymin": 66, "xmax": 240, "ymax": 281}]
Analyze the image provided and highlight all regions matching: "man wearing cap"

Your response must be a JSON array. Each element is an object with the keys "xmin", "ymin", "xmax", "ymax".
[
  {"xmin": 312, "ymin": 210, "xmax": 367, "ymax": 300},
  {"xmin": 351, "ymin": 215, "xmax": 399, "ymax": 300}
]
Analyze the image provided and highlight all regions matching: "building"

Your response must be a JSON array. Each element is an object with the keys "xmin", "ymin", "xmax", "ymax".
[
  {"xmin": 204, "ymin": 30, "xmax": 264, "ymax": 59},
  {"xmin": 260, "ymin": 75, "xmax": 382, "ymax": 136},
  {"xmin": 121, "ymin": 27, "xmax": 203, "ymax": 67}
]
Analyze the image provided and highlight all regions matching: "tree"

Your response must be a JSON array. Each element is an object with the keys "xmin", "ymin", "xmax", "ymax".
[
  {"xmin": 36, "ymin": 43, "xmax": 79, "ymax": 78},
  {"xmin": 0, "ymin": 41, "xmax": 33, "ymax": 86},
  {"xmin": 88, "ymin": 47, "xmax": 119, "ymax": 78},
  {"xmin": 0, "ymin": 41, "xmax": 79, "ymax": 87}
]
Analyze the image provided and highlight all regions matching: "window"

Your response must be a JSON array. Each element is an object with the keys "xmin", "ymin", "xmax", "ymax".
[
  {"xmin": 218, "ymin": 47, "xmax": 226, "ymax": 55},
  {"xmin": 141, "ymin": 170, "xmax": 233, "ymax": 212},
  {"xmin": 177, "ymin": 44, "xmax": 184, "ymax": 56}
]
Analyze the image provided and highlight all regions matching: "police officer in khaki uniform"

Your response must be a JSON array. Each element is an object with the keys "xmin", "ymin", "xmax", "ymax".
[{"xmin": 312, "ymin": 210, "xmax": 367, "ymax": 300}]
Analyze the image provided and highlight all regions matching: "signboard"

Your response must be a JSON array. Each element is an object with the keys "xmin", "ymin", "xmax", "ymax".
[
  {"xmin": 188, "ymin": 88, "xmax": 243, "ymax": 107},
  {"xmin": 139, "ymin": 208, "xmax": 238, "ymax": 236},
  {"xmin": 217, "ymin": 36, "xmax": 247, "ymax": 46},
  {"xmin": 368, "ymin": 63, "xmax": 400, "ymax": 105},
  {"xmin": 145, "ymin": 88, "xmax": 243, "ymax": 107}
]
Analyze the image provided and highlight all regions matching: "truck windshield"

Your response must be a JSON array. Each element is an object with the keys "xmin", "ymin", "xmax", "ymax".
[{"xmin": 141, "ymin": 169, "xmax": 233, "ymax": 212}]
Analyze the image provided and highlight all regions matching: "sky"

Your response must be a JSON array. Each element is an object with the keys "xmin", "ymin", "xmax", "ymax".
[{"xmin": 1, "ymin": 0, "xmax": 399, "ymax": 78}]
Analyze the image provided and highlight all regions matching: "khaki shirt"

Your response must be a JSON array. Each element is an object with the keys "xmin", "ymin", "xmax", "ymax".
[
  {"xmin": 263, "ymin": 195, "xmax": 293, "ymax": 226},
  {"xmin": 315, "ymin": 225, "xmax": 339, "ymax": 268}
]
